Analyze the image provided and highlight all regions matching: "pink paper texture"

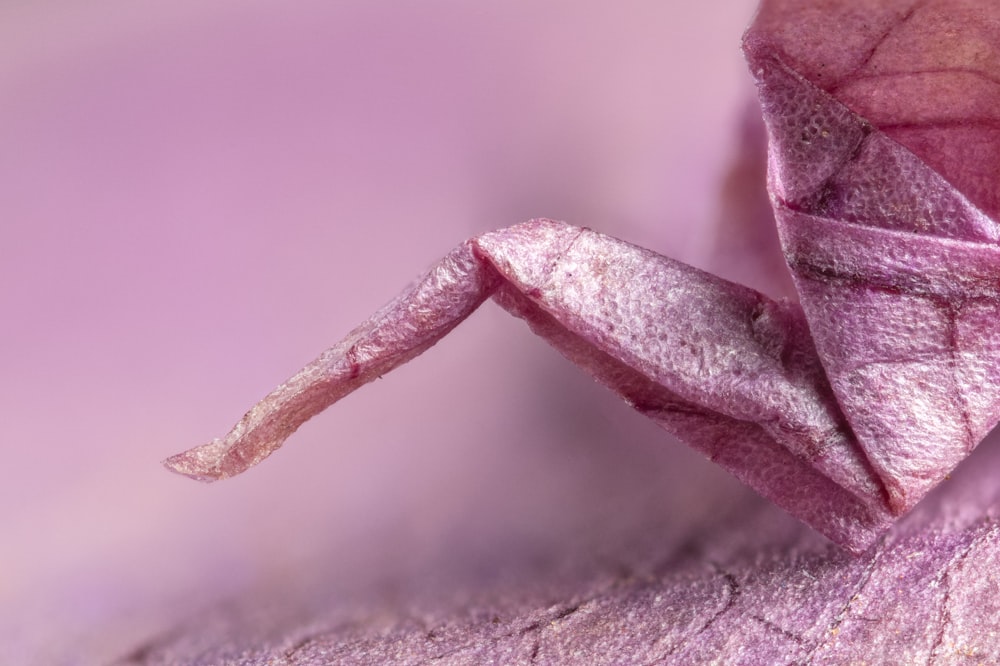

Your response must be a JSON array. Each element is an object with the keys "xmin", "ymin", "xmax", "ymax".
[{"xmin": 6, "ymin": 0, "xmax": 1000, "ymax": 663}]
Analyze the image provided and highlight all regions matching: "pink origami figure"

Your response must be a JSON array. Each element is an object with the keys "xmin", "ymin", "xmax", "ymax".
[{"xmin": 166, "ymin": 0, "xmax": 1000, "ymax": 553}]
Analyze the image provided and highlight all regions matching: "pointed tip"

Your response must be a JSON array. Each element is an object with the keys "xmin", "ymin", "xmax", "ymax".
[
  {"xmin": 161, "ymin": 439, "xmax": 231, "ymax": 482},
  {"xmin": 161, "ymin": 457, "xmax": 218, "ymax": 483}
]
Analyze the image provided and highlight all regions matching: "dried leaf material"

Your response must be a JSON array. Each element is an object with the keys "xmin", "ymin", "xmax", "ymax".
[
  {"xmin": 165, "ymin": 243, "xmax": 498, "ymax": 481},
  {"xmin": 114, "ymin": 516, "xmax": 1000, "ymax": 664},
  {"xmin": 167, "ymin": 0, "xmax": 1000, "ymax": 554},
  {"xmin": 746, "ymin": 0, "xmax": 1000, "ymax": 515},
  {"xmin": 167, "ymin": 220, "xmax": 890, "ymax": 551}
]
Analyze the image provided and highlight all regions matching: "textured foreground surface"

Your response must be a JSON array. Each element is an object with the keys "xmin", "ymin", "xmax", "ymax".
[{"xmin": 124, "ymin": 430, "xmax": 1000, "ymax": 664}]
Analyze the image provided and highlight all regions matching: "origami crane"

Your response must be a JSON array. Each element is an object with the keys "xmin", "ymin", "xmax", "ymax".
[{"xmin": 166, "ymin": 0, "xmax": 1000, "ymax": 554}]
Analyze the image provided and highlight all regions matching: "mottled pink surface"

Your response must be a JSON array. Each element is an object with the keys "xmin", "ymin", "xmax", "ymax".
[
  {"xmin": 9, "ymin": 1, "xmax": 1000, "ymax": 663},
  {"xmin": 0, "ymin": 1, "xmax": 759, "ymax": 663}
]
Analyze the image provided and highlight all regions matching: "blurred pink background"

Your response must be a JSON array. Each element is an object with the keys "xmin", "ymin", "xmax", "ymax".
[{"xmin": 0, "ymin": 0, "xmax": 762, "ymax": 661}]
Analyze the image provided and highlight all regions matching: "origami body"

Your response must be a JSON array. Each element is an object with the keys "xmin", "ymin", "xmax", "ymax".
[{"xmin": 166, "ymin": 0, "xmax": 1000, "ymax": 553}]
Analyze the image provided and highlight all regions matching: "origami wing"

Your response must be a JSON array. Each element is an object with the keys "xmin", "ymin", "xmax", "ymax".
[{"xmin": 746, "ymin": 0, "xmax": 1000, "ymax": 515}]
